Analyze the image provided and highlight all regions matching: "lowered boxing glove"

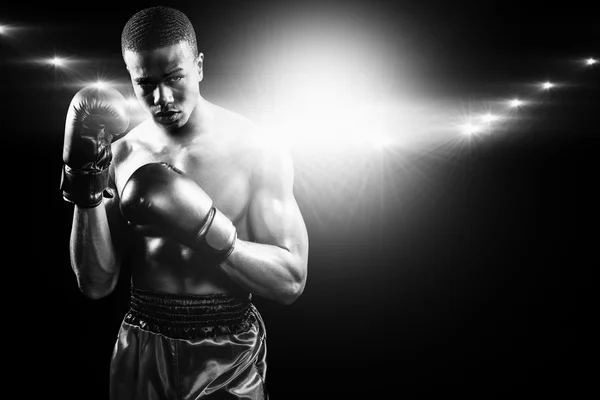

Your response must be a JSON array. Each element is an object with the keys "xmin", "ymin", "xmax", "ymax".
[
  {"xmin": 60, "ymin": 84, "xmax": 129, "ymax": 207},
  {"xmin": 120, "ymin": 162, "xmax": 237, "ymax": 263}
]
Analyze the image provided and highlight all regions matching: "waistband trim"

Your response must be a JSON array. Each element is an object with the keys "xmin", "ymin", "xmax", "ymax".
[{"xmin": 125, "ymin": 286, "xmax": 256, "ymax": 339}]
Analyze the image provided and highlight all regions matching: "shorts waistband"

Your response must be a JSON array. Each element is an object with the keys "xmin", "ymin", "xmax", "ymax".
[{"xmin": 125, "ymin": 286, "xmax": 255, "ymax": 339}]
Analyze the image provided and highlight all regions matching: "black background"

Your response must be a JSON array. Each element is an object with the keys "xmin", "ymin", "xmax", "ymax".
[{"xmin": 1, "ymin": 0, "xmax": 597, "ymax": 398}]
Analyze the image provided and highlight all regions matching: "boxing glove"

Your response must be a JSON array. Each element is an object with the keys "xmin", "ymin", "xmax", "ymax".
[
  {"xmin": 120, "ymin": 162, "xmax": 237, "ymax": 262},
  {"xmin": 60, "ymin": 84, "xmax": 129, "ymax": 207}
]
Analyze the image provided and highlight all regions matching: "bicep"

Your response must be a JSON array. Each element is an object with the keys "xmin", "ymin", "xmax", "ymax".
[
  {"xmin": 249, "ymin": 187, "xmax": 308, "ymax": 255},
  {"xmin": 248, "ymin": 148, "xmax": 308, "ymax": 259}
]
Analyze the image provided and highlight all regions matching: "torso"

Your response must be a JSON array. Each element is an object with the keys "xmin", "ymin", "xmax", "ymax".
[{"xmin": 110, "ymin": 102, "xmax": 260, "ymax": 295}]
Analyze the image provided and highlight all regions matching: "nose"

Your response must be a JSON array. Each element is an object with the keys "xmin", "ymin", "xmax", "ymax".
[{"xmin": 153, "ymin": 83, "xmax": 173, "ymax": 107}]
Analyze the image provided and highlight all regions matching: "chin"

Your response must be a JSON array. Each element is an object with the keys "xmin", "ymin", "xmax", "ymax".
[{"xmin": 161, "ymin": 121, "xmax": 183, "ymax": 130}]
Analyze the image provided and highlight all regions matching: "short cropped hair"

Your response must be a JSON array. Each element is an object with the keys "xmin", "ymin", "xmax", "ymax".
[{"xmin": 121, "ymin": 6, "xmax": 199, "ymax": 58}]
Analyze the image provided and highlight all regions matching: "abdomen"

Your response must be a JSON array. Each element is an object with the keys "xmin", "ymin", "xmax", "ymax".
[{"xmin": 129, "ymin": 233, "xmax": 244, "ymax": 295}]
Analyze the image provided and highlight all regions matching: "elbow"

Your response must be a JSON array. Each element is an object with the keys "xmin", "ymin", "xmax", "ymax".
[
  {"xmin": 77, "ymin": 276, "xmax": 117, "ymax": 300},
  {"xmin": 279, "ymin": 281, "xmax": 305, "ymax": 306},
  {"xmin": 80, "ymin": 286, "xmax": 112, "ymax": 300},
  {"xmin": 277, "ymin": 262, "xmax": 307, "ymax": 306}
]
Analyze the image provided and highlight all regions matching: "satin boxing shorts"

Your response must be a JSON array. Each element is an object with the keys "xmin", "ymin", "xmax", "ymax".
[{"xmin": 110, "ymin": 286, "xmax": 268, "ymax": 400}]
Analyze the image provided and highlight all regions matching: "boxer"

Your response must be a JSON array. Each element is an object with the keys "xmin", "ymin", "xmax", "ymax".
[{"xmin": 61, "ymin": 6, "xmax": 309, "ymax": 399}]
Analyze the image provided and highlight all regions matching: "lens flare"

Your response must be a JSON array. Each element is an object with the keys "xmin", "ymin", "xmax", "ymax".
[
  {"xmin": 49, "ymin": 56, "xmax": 65, "ymax": 67},
  {"xmin": 509, "ymin": 99, "xmax": 524, "ymax": 108}
]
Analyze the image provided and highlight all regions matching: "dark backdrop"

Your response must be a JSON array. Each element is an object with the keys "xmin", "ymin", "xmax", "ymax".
[{"xmin": 2, "ymin": 0, "xmax": 597, "ymax": 398}]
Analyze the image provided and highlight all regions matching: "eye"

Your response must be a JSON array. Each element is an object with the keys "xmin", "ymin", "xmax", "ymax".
[
  {"xmin": 168, "ymin": 76, "xmax": 183, "ymax": 83},
  {"xmin": 136, "ymin": 81, "xmax": 154, "ymax": 89}
]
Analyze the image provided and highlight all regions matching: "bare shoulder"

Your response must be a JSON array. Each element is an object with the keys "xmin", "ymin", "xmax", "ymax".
[
  {"xmin": 212, "ymin": 103, "xmax": 293, "ymax": 187},
  {"xmin": 212, "ymin": 103, "xmax": 286, "ymax": 156},
  {"xmin": 212, "ymin": 104, "xmax": 257, "ymax": 140},
  {"xmin": 248, "ymin": 128, "xmax": 294, "ymax": 192},
  {"xmin": 254, "ymin": 132, "xmax": 292, "ymax": 171}
]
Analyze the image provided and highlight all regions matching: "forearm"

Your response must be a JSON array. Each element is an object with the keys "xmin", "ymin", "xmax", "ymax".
[
  {"xmin": 218, "ymin": 239, "xmax": 307, "ymax": 305},
  {"xmin": 70, "ymin": 202, "xmax": 120, "ymax": 299}
]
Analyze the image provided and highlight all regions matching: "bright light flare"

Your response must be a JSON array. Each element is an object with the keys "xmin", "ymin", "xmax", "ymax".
[
  {"xmin": 125, "ymin": 97, "xmax": 140, "ymax": 109},
  {"xmin": 0, "ymin": 24, "xmax": 17, "ymax": 37},
  {"xmin": 49, "ymin": 56, "xmax": 66, "ymax": 67},
  {"xmin": 542, "ymin": 81, "xmax": 554, "ymax": 90},
  {"xmin": 451, "ymin": 101, "xmax": 502, "ymax": 138},
  {"xmin": 481, "ymin": 113, "xmax": 500, "ymax": 124},
  {"xmin": 509, "ymin": 99, "xmax": 524, "ymax": 108},
  {"xmin": 32, "ymin": 54, "xmax": 84, "ymax": 75},
  {"xmin": 586, "ymin": 58, "xmax": 597, "ymax": 66},
  {"xmin": 93, "ymin": 80, "xmax": 107, "ymax": 89},
  {"xmin": 460, "ymin": 122, "xmax": 482, "ymax": 136},
  {"xmin": 370, "ymin": 134, "xmax": 393, "ymax": 149}
]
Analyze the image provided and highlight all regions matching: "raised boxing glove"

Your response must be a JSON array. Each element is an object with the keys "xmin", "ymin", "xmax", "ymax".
[
  {"xmin": 60, "ymin": 84, "xmax": 129, "ymax": 207},
  {"xmin": 120, "ymin": 162, "xmax": 237, "ymax": 263}
]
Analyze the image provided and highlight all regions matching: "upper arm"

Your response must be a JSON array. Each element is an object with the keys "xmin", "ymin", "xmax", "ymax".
[{"xmin": 248, "ymin": 138, "xmax": 309, "ymax": 265}]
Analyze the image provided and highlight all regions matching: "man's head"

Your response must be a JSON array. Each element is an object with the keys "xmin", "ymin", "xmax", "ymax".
[
  {"xmin": 121, "ymin": 6, "xmax": 199, "ymax": 59},
  {"xmin": 121, "ymin": 6, "xmax": 204, "ymax": 131}
]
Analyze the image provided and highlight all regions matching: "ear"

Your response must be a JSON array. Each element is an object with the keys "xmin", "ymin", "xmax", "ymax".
[{"xmin": 196, "ymin": 52, "xmax": 204, "ymax": 82}]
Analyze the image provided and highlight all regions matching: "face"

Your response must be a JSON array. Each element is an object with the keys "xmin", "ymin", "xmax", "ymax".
[{"xmin": 124, "ymin": 42, "xmax": 203, "ymax": 131}]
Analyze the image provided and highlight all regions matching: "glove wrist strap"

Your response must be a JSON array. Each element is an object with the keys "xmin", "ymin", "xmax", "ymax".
[
  {"xmin": 195, "ymin": 207, "xmax": 237, "ymax": 263},
  {"xmin": 60, "ymin": 164, "xmax": 110, "ymax": 208}
]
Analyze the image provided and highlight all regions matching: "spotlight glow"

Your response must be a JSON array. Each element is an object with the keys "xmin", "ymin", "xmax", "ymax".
[
  {"xmin": 94, "ymin": 80, "xmax": 107, "ymax": 89},
  {"xmin": 509, "ymin": 99, "xmax": 524, "ymax": 108},
  {"xmin": 481, "ymin": 113, "xmax": 500, "ymax": 123},
  {"xmin": 49, "ymin": 56, "xmax": 65, "ymax": 67},
  {"xmin": 461, "ymin": 122, "xmax": 481, "ymax": 136},
  {"xmin": 0, "ymin": 23, "xmax": 31, "ymax": 38},
  {"xmin": 125, "ymin": 97, "xmax": 139, "ymax": 108},
  {"xmin": 586, "ymin": 58, "xmax": 597, "ymax": 66},
  {"xmin": 371, "ymin": 135, "xmax": 393, "ymax": 149},
  {"xmin": 0, "ymin": 24, "xmax": 15, "ymax": 37},
  {"xmin": 542, "ymin": 82, "xmax": 554, "ymax": 90}
]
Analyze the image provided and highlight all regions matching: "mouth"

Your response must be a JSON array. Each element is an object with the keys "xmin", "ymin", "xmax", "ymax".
[{"xmin": 154, "ymin": 111, "xmax": 180, "ymax": 124}]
